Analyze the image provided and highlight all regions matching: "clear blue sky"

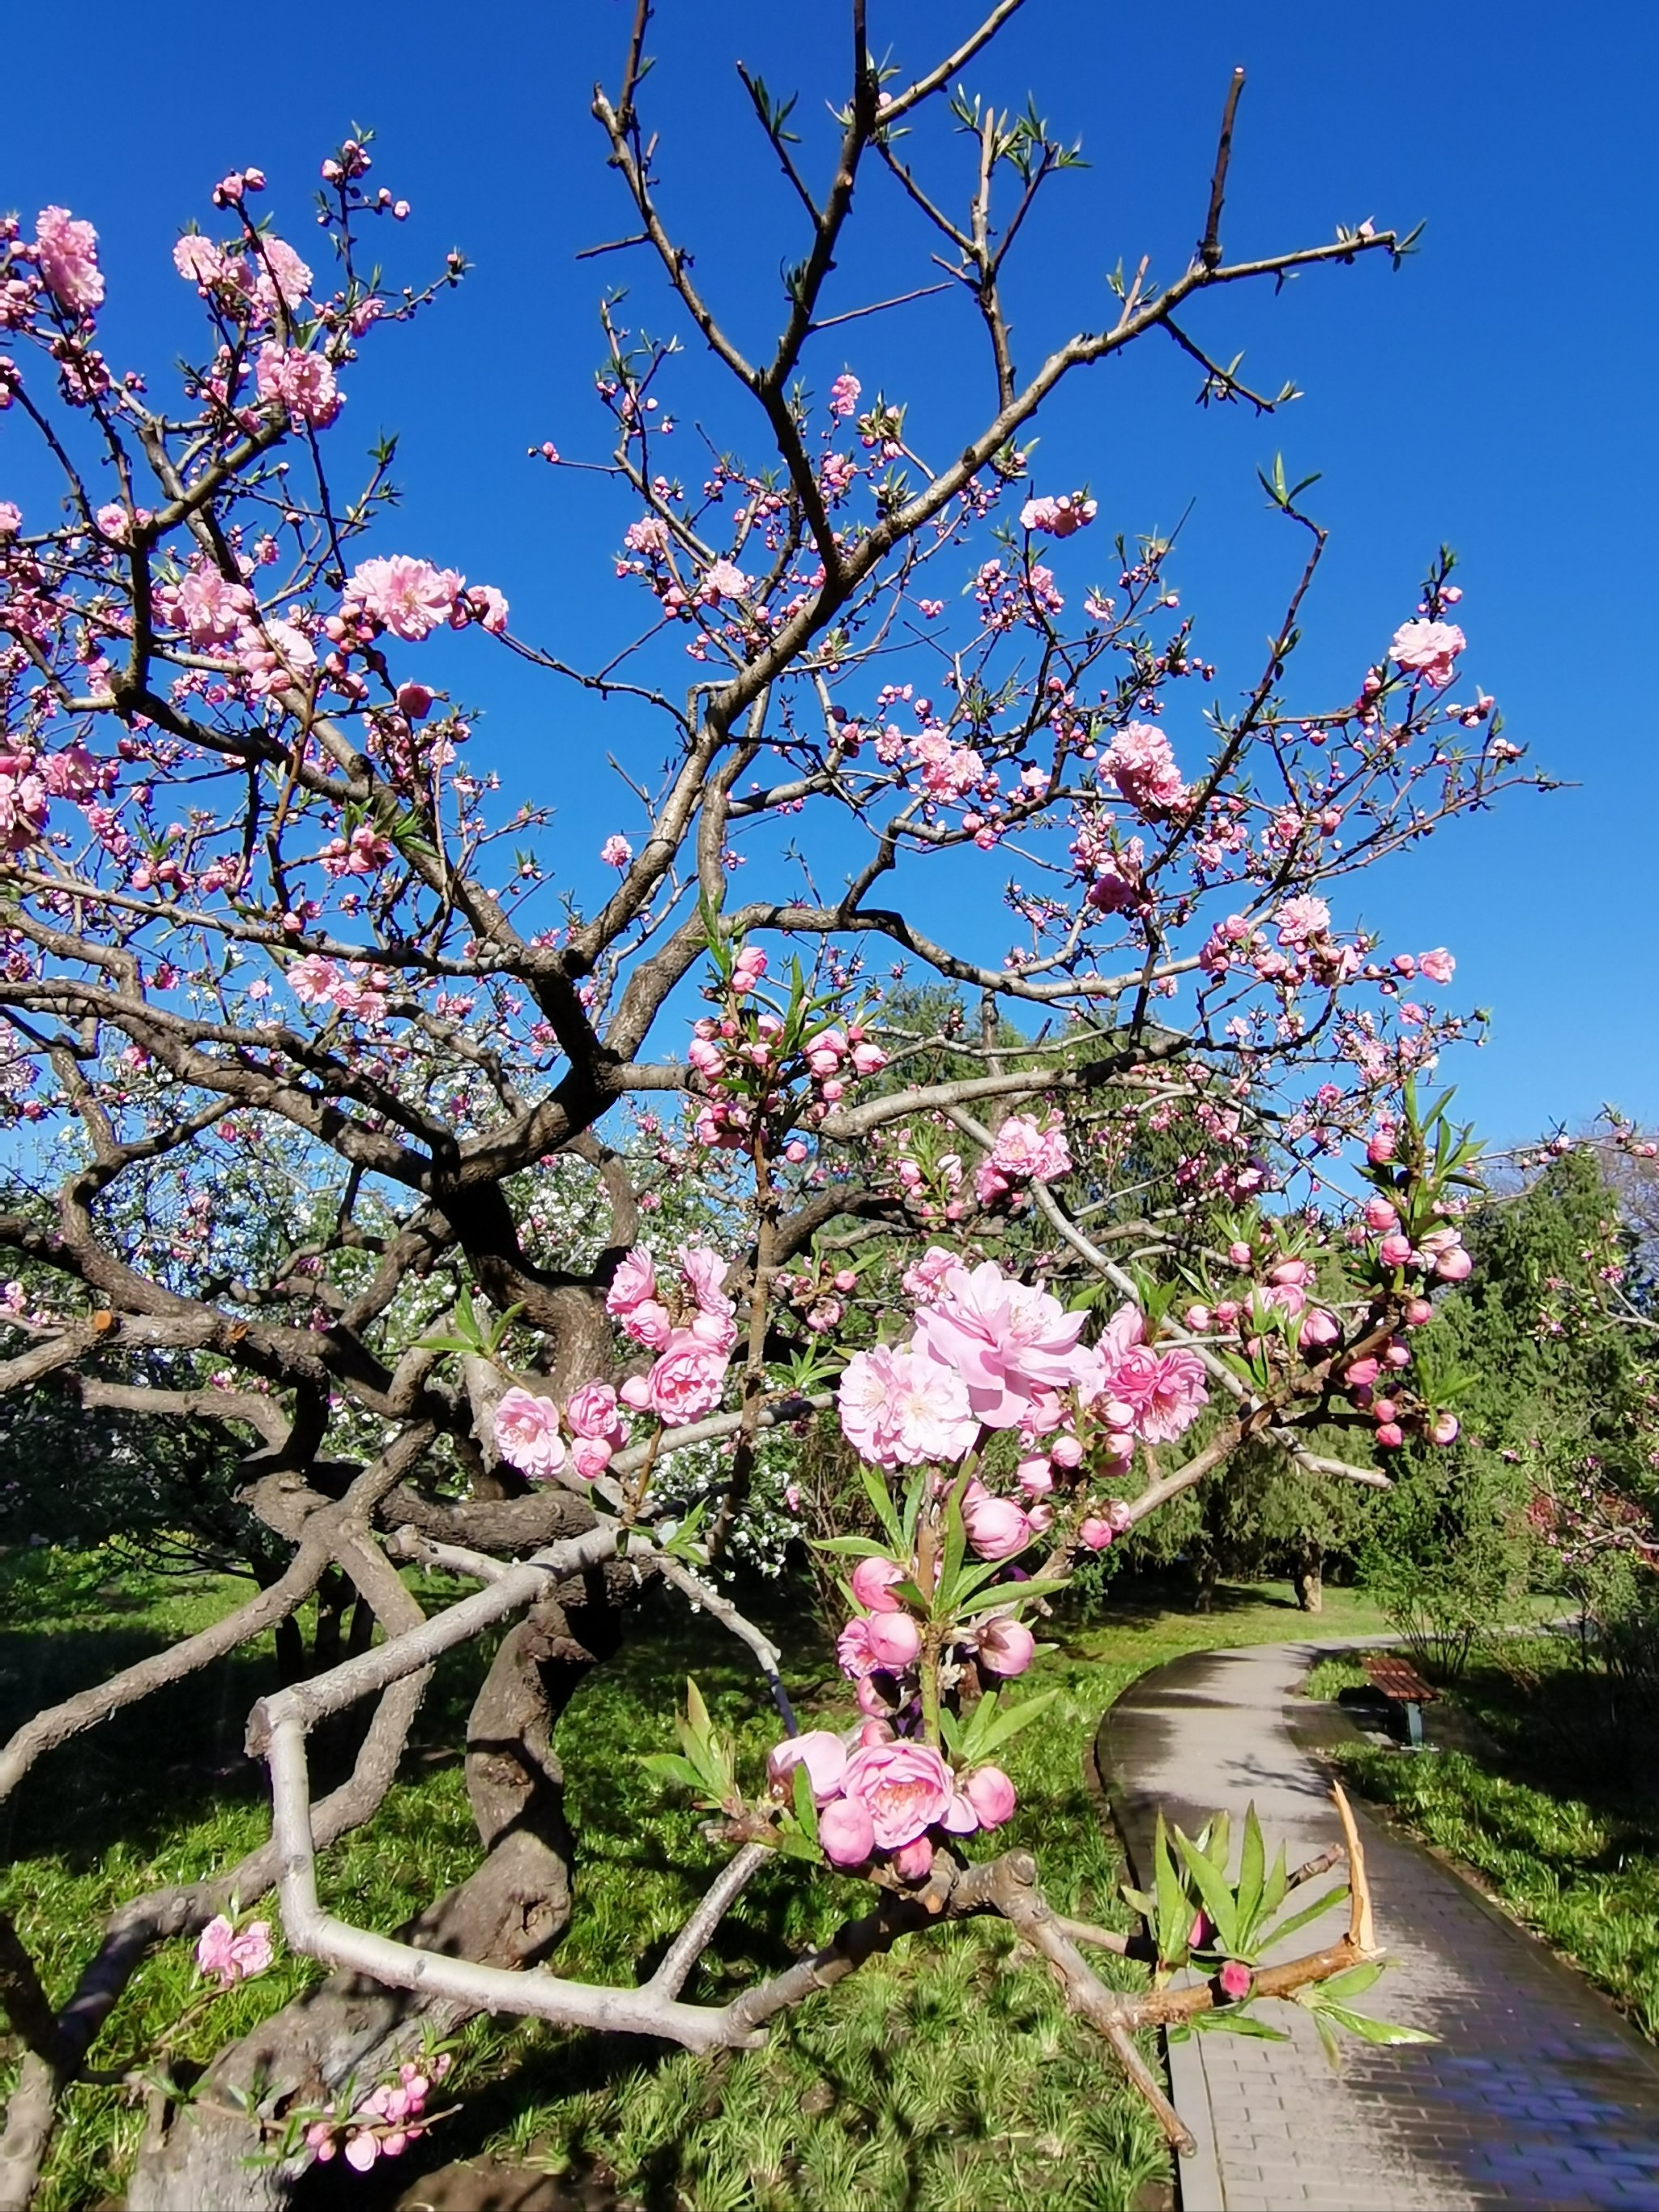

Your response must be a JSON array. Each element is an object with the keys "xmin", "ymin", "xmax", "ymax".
[{"xmin": 3, "ymin": 0, "xmax": 1653, "ymax": 1148}]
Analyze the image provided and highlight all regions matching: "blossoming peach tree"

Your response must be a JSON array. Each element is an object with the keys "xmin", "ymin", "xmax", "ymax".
[{"xmin": 0, "ymin": 2, "xmax": 1543, "ymax": 2203}]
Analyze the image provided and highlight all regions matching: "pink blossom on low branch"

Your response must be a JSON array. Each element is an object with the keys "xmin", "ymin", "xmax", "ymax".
[
  {"xmin": 976, "ymin": 1616, "xmax": 1036, "ymax": 1677},
  {"xmin": 838, "ymin": 1739, "xmax": 954, "ymax": 1850},
  {"xmin": 194, "ymin": 1914, "xmax": 274, "ymax": 1988},
  {"xmin": 766, "ymin": 1730, "xmax": 847, "ymax": 1804},
  {"xmin": 850, "ymin": 1554, "xmax": 905, "ymax": 1613},
  {"xmin": 837, "ymin": 1340, "xmax": 979, "ymax": 1468},
  {"xmin": 961, "ymin": 1489, "xmax": 1033, "ymax": 1562},
  {"xmin": 910, "ymin": 1261, "xmax": 1090, "ymax": 1430},
  {"xmin": 565, "ymin": 1380, "xmax": 625, "ymax": 1443},
  {"xmin": 1019, "ymin": 492, "xmax": 1096, "ymax": 537},
  {"xmin": 964, "ymin": 1764, "xmax": 1017, "ymax": 1830},
  {"xmin": 492, "ymin": 1386, "xmax": 566, "ymax": 1480},
  {"xmin": 817, "ymin": 1795, "xmax": 875, "ymax": 1868},
  {"xmin": 641, "ymin": 1330, "xmax": 729, "ymax": 1422},
  {"xmin": 1090, "ymin": 1304, "xmax": 1209, "ymax": 1444},
  {"xmin": 702, "ymin": 558, "xmax": 749, "ymax": 601},
  {"xmin": 253, "ymin": 236, "xmax": 313, "ymax": 313},
  {"xmin": 1274, "ymin": 894, "xmax": 1331, "ymax": 948}
]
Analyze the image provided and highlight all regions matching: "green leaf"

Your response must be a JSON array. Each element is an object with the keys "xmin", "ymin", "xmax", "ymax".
[
  {"xmin": 1312, "ymin": 2010, "xmax": 1344, "ymax": 2069},
  {"xmin": 640, "ymin": 1752, "xmax": 704, "ymax": 1792},
  {"xmin": 1120, "ymin": 1885, "xmax": 1157, "ymax": 1923},
  {"xmin": 1237, "ymin": 1804, "xmax": 1265, "ymax": 1938},
  {"xmin": 1318, "ymin": 2005, "xmax": 1438, "ymax": 2048},
  {"xmin": 1192, "ymin": 2010, "xmax": 1291, "ymax": 2042},
  {"xmin": 953, "ymin": 1575, "xmax": 1068, "ymax": 1619},
  {"xmin": 1260, "ymin": 1839, "xmax": 1288, "ymax": 1924},
  {"xmin": 791, "ymin": 1758, "xmax": 820, "ymax": 1848},
  {"xmin": 1260, "ymin": 1882, "xmax": 1349, "ymax": 1952},
  {"xmin": 962, "ymin": 1687, "xmax": 1059, "ymax": 1763},
  {"xmin": 1175, "ymin": 1827, "xmax": 1239, "ymax": 1954},
  {"xmin": 1316, "ymin": 1960, "xmax": 1385, "ymax": 2005},
  {"xmin": 684, "ymin": 1677, "xmax": 713, "ymax": 1749},
  {"xmin": 811, "ymin": 1534, "xmax": 901, "ymax": 1559},
  {"xmin": 1197, "ymin": 1810, "xmax": 1231, "ymax": 1875},
  {"xmin": 938, "ymin": 1474, "xmax": 969, "ymax": 1616},
  {"xmin": 1154, "ymin": 1813, "xmax": 1192, "ymax": 1967},
  {"xmin": 858, "ymin": 1464, "xmax": 906, "ymax": 1554}
]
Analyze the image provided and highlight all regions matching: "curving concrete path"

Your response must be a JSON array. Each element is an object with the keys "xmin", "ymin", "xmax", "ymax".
[{"xmin": 1098, "ymin": 1640, "xmax": 1659, "ymax": 2212}]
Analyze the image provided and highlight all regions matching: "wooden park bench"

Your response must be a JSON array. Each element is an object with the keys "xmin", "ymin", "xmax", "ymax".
[{"xmin": 1362, "ymin": 1653, "xmax": 1439, "ymax": 1749}]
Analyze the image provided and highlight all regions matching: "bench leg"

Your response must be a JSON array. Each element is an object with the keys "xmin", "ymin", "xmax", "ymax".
[{"xmin": 1405, "ymin": 1701, "xmax": 1423, "ymax": 1749}]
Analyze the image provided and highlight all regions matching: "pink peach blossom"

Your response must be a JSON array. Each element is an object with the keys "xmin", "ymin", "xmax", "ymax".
[
  {"xmin": 194, "ymin": 1914, "xmax": 274, "ymax": 1987},
  {"xmin": 493, "ymin": 1387, "xmax": 566, "ymax": 1480},
  {"xmin": 840, "ymin": 1740, "xmax": 954, "ymax": 1850},
  {"xmin": 33, "ymin": 207, "xmax": 104, "ymax": 315},
  {"xmin": 891, "ymin": 1836, "xmax": 935, "ymax": 1882},
  {"xmin": 767, "ymin": 1730, "xmax": 848, "ymax": 1804},
  {"xmin": 964, "ymin": 1765, "xmax": 1017, "ymax": 1830},
  {"xmin": 643, "ymin": 1332, "xmax": 729, "ymax": 1423},
  {"xmin": 962, "ymin": 1491, "xmax": 1033, "ymax": 1562},
  {"xmin": 851, "ymin": 1555, "xmax": 905, "ymax": 1613},
  {"xmin": 818, "ymin": 1795, "xmax": 875, "ymax": 1866},
  {"xmin": 976, "ymin": 1617, "xmax": 1036, "ymax": 1677},
  {"xmin": 911, "ymin": 1261, "xmax": 1090, "ymax": 1430},
  {"xmin": 1392, "ymin": 619, "xmax": 1465, "ymax": 688},
  {"xmin": 836, "ymin": 1341, "xmax": 978, "ymax": 1468},
  {"xmin": 343, "ymin": 556, "xmax": 462, "ymax": 641}
]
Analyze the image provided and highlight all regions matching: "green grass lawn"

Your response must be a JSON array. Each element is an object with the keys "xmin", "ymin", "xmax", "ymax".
[
  {"xmin": 0, "ymin": 1551, "xmax": 1385, "ymax": 2212},
  {"xmin": 1333, "ymin": 1643, "xmax": 1659, "ymax": 2043}
]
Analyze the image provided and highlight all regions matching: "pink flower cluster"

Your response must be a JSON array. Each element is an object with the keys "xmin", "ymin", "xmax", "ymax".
[
  {"xmin": 1100, "ymin": 722, "xmax": 1188, "ymax": 814},
  {"xmin": 685, "ymin": 957, "xmax": 887, "ymax": 1153},
  {"xmin": 338, "ymin": 556, "xmax": 508, "ymax": 644},
  {"xmin": 493, "ymin": 1379, "xmax": 629, "ymax": 1483},
  {"xmin": 1085, "ymin": 1303, "xmax": 1209, "ymax": 1451},
  {"xmin": 306, "ymin": 2053, "xmax": 452, "ymax": 2172},
  {"xmin": 32, "ymin": 207, "xmax": 104, "ymax": 318},
  {"xmin": 194, "ymin": 1913, "xmax": 274, "ymax": 1988},
  {"xmin": 254, "ymin": 343, "xmax": 341, "ymax": 428},
  {"xmin": 974, "ymin": 1111, "xmax": 1071, "ymax": 1207},
  {"xmin": 606, "ymin": 1245, "xmax": 737, "ymax": 1425},
  {"xmin": 287, "ymin": 953, "xmax": 390, "ymax": 1024},
  {"xmin": 768, "ymin": 1727, "xmax": 1017, "ymax": 1881},
  {"xmin": 0, "ymin": 751, "xmax": 50, "ymax": 855},
  {"xmin": 1019, "ymin": 491, "xmax": 1097, "ymax": 538}
]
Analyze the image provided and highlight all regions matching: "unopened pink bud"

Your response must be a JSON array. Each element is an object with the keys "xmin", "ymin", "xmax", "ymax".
[
  {"xmin": 1431, "ymin": 1412, "xmax": 1460, "ymax": 1445},
  {"xmin": 1375, "ymin": 1421, "xmax": 1404, "ymax": 1449}
]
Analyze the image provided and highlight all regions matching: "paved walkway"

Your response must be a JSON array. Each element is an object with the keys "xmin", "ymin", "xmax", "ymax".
[{"xmin": 1098, "ymin": 1641, "xmax": 1659, "ymax": 2212}]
